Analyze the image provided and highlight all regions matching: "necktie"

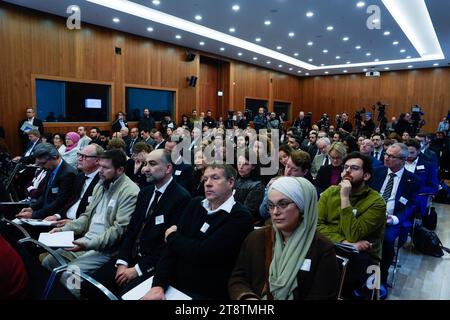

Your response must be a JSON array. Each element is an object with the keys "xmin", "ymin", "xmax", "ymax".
[
  {"xmin": 132, "ymin": 190, "xmax": 162, "ymax": 261},
  {"xmin": 382, "ymin": 173, "xmax": 396, "ymax": 203},
  {"xmin": 323, "ymin": 155, "xmax": 329, "ymax": 165},
  {"xmin": 375, "ymin": 151, "xmax": 379, "ymax": 160}
]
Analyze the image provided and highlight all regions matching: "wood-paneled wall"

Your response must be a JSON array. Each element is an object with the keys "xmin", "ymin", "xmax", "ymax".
[{"xmin": 298, "ymin": 69, "xmax": 450, "ymax": 133}]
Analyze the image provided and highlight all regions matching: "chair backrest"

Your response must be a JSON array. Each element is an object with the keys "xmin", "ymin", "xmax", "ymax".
[
  {"xmin": 0, "ymin": 218, "xmax": 30, "ymax": 243},
  {"xmin": 335, "ymin": 254, "xmax": 349, "ymax": 300}
]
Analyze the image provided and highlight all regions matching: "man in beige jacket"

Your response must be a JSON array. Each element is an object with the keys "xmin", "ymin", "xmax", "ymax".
[{"xmin": 42, "ymin": 149, "xmax": 139, "ymax": 296}]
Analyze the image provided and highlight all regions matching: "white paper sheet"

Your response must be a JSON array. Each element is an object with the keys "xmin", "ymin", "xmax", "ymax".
[
  {"xmin": 21, "ymin": 219, "xmax": 57, "ymax": 227},
  {"xmin": 38, "ymin": 231, "xmax": 75, "ymax": 248},
  {"xmin": 121, "ymin": 276, "xmax": 192, "ymax": 300}
]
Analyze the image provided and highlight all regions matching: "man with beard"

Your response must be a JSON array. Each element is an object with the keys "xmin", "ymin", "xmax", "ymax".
[
  {"xmin": 42, "ymin": 149, "xmax": 139, "ymax": 297},
  {"xmin": 317, "ymin": 152, "xmax": 386, "ymax": 297},
  {"xmin": 88, "ymin": 149, "xmax": 191, "ymax": 297}
]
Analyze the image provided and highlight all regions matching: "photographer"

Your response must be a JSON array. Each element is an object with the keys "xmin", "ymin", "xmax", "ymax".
[
  {"xmin": 339, "ymin": 112, "xmax": 353, "ymax": 134},
  {"xmin": 293, "ymin": 111, "xmax": 311, "ymax": 138},
  {"xmin": 317, "ymin": 113, "xmax": 330, "ymax": 132},
  {"xmin": 395, "ymin": 113, "xmax": 414, "ymax": 136}
]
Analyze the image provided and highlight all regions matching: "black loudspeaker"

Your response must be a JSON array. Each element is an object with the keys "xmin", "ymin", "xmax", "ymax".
[
  {"xmin": 187, "ymin": 76, "xmax": 198, "ymax": 87},
  {"xmin": 186, "ymin": 52, "xmax": 196, "ymax": 62},
  {"xmin": 115, "ymin": 47, "xmax": 122, "ymax": 55}
]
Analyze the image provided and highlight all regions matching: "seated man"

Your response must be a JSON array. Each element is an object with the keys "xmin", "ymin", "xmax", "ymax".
[
  {"xmin": 142, "ymin": 164, "xmax": 254, "ymax": 300},
  {"xmin": 42, "ymin": 149, "xmax": 140, "ymax": 296},
  {"xmin": 16, "ymin": 143, "xmax": 77, "ymax": 220},
  {"xmin": 12, "ymin": 129, "xmax": 41, "ymax": 164},
  {"xmin": 370, "ymin": 143, "xmax": 421, "ymax": 292},
  {"xmin": 317, "ymin": 152, "xmax": 386, "ymax": 296},
  {"xmin": 90, "ymin": 149, "xmax": 191, "ymax": 296}
]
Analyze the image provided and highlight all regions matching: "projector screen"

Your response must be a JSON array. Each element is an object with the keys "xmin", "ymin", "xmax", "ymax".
[{"xmin": 85, "ymin": 99, "xmax": 102, "ymax": 109}]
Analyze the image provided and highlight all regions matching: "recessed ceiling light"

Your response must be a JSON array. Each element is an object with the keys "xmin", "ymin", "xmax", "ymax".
[
  {"xmin": 343, "ymin": 70, "xmax": 348, "ymax": 73},
  {"xmin": 288, "ymin": 32, "xmax": 295, "ymax": 37},
  {"xmin": 147, "ymin": 27, "xmax": 154, "ymax": 32},
  {"xmin": 366, "ymin": 52, "xmax": 371, "ymax": 56},
  {"xmin": 297, "ymin": 70, "xmax": 302, "ymax": 73},
  {"xmin": 266, "ymin": 61, "xmax": 271, "ymax": 64},
  {"xmin": 195, "ymin": 15, "xmax": 202, "ymax": 21},
  {"xmin": 400, "ymin": 49, "xmax": 406, "ymax": 53},
  {"xmin": 355, "ymin": 45, "xmax": 361, "ymax": 50},
  {"xmin": 325, "ymin": 71, "xmax": 329, "ymax": 74},
  {"xmin": 199, "ymin": 41, "xmax": 205, "ymax": 46},
  {"xmin": 255, "ymin": 37, "xmax": 261, "ymax": 42},
  {"xmin": 237, "ymin": 52, "xmax": 242, "ymax": 56},
  {"xmin": 229, "ymin": 27, "xmax": 236, "ymax": 33},
  {"xmin": 276, "ymin": 46, "xmax": 282, "ymax": 50},
  {"xmin": 384, "ymin": 67, "xmax": 390, "ymax": 70},
  {"xmin": 113, "ymin": 17, "xmax": 120, "ymax": 23},
  {"xmin": 343, "ymin": 37, "xmax": 349, "ymax": 41},
  {"xmin": 346, "ymin": 61, "xmax": 351, "ymax": 64},
  {"xmin": 278, "ymin": 64, "xmax": 283, "ymax": 68},
  {"xmin": 357, "ymin": 2, "xmax": 365, "ymax": 8},
  {"xmin": 336, "ymin": 56, "xmax": 341, "ymax": 59},
  {"xmin": 306, "ymin": 11, "xmax": 314, "ymax": 17},
  {"xmin": 406, "ymin": 56, "xmax": 411, "ymax": 59},
  {"xmin": 232, "ymin": 5, "xmax": 240, "ymax": 11},
  {"xmin": 308, "ymin": 58, "xmax": 313, "ymax": 62},
  {"xmin": 289, "ymin": 67, "xmax": 293, "ymax": 71},
  {"xmin": 175, "ymin": 34, "xmax": 181, "ymax": 39},
  {"xmin": 393, "ymin": 41, "xmax": 399, "ymax": 45},
  {"xmin": 321, "ymin": 64, "xmax": 325, "ymax": 66},
  {"xmin": 253, "ymin": 57, "xmax": 258, "ymax": 60},
  {"xmin": 433, "ymin": 63, "xmax": 439, "ymax": 66},
  {"xmin": 305, "ymin": 73, "xmax": 310, "ymax": 76},
  {"xmin": 220, "ymin": 47, "xmax": 225, "ymax": 51},
  {"xmin": 323, "ymin": 49, "xmax": 328, "ymax": 53},
  {"xmin": 294, "ymin": 53, "xmax": 299, "ymax": 57},
  {"xmin": 152, "ymin": 0, "xmax": 160, "ymax": 5},
  {"xmin": 264, "ymin": 20, "xmax": 271, "ymax": 26},
  {"xmin": 326, "ymin": 26, "xmax": 334, "ymax": 31},
  {"xmin": 363, "ymin": 68, "xmax": 368, "ymax": 72},
  {"xmin": 408, "ymin": 65, "xmax": 413, "ymax": 68},
  {"xmin": 384, "ymin": 31, "xmax": 391, "ymax": 36},
  {"xmin": 307, "ymin": 41, "xmax": 313, "ymax": 46},
  {"xmin": 374, "ymin": 58, "xmax": 379, "ymax": 62}
]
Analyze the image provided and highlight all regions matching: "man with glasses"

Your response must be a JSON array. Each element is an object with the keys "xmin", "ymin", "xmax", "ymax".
[
  {"xmin": 311, "ymin": 137, "xmax": 331, "ymax": 179},
  {"xmin": 370, "ymin": 143, "xmax": 420, "ymax": 297},
  {"xmin": 16, "ymin": 143, "xmax": 77, "ymax": 219},
  {"xmin": 43, "ymin": 144, "xmax": 103, "ymax": 226},
  {"xmin": 317, "ymin": 152, "xmax": 386, "ymax": 298}
]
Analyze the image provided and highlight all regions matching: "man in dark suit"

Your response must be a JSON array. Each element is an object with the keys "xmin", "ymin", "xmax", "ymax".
[
  {"xmin": 15, "ymin": 143, "xmax": 77, "ymax": 220},
  {"xmin": 12, "ymin": 129, "xmax": 41, "ymax": 164},
  {"xmin": 164, "ymin": 137, "xmax": 194, "ymax": 192},
  {"xmin": 89, "ymin": 149, "xmax": 191, "ymax": 296},
  {"xmin": 18, "ymin": 108, "xmax": 44, "ymax": 151},
  {"xmin": 371, "ymin": 133, "xmax": 385, "ymax": 162},
  {"xmin": 126, "ymin": 127, "xmax": 141, "ymax": 157},
  {"xmin": 153, "ymin": 131, "xmax": 166, "ymax": 150},
  {"xmin": 370, "ymin": 143, "xmax": 421, "ymax": 294},
  {"xmin": 44, "ymin": 144, "xmax": 103, "ymax": 225},
  {"xmin": 415, "ymin": 133, "xmax": 438, "ymax": 165},
  {"xmin": 138, "ymin": 108, "xmax": 155, "ymax": 132},
  {"xmin": 112, "ymin": 111, "xmax": 128, "ymax": 134}
]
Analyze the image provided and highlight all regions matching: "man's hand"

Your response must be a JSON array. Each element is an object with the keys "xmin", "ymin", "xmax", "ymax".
[
  {"xmin": 353, "ymin": 240, "xmax": 372, "ymax": 251},
  {"xmin": 387, "ymin": 215, "xmax": 394, "ymax": 225},
  {"xmin": 49, "ymin": 227, "xmax": 63, "ymax": 234},
  {"xmin": 115, "ymin": 265, "xmax": 138, "ymax": 286},
  {"xmin": 16, "ymin": 207, "xmax": 33, "ymax": 219},
  {"xmin": 165, "ymin": 225, "xmax": 177, "ymax": 242},
  {"xmin": 65, "ymin": 240, "xmax": 85, "ymax": 252},
  {"xmin": 56, "ymin": 219, "xmax": 71, "ymax": 227},
  {"xmin": 339, "ymin": 179, "xmax": 352, "ymax": 209},
  {"xmin": 44, "ymin": 215, "xmax": 59, "ymax": 222},
  {"xmin": 141, "ymin": 286, "xmax": 165, "ymax": 300}
]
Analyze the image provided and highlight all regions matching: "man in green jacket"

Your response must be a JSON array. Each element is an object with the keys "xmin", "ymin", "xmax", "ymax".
[{"xmin": 317, "ymin": 152, "xmax": 386, "ymax": 297}]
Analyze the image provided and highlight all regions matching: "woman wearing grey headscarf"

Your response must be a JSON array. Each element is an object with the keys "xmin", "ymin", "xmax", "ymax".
[{"xmin": 229, "ymin": 177, "xmax": 339, "ymax": 300}]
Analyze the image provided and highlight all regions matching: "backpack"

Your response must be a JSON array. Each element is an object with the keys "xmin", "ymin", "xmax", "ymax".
[{"xmin": 412, "ymin": 224, "xmax": 450, "ymax": 257}]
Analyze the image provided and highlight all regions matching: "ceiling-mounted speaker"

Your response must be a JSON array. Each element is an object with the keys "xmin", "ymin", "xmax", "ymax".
[
  {"xmin": 186, "ymin": 51, "xmax": 196, "ymax": 62},
  {"xmin": 187, "ymin": 75, "xmax": 198, "ymax": 87}
]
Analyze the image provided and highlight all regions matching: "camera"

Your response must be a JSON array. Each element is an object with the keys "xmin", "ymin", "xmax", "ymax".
[{"xmin": 411, "ymin": 105, "xmax": 425, "ymax": 135}]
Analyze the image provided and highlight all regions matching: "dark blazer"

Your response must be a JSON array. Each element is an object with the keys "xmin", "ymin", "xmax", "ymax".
[
  {"xmin": 18, "ymin": 118, "xmax": 44, "ymax": 148},
  {"xmin": 154, "ymin": 140, "xmax": 166, "ymax": 150},
  {"xmin": 21, "ymin": 139, "xmax": 41, "ymax": 164},
  {"xmin": 112, "ymin": 119, "xmax": 128, "ymax": 133},
  {"xmin": 412, "ymin": 156, "xmax": 439, "ymax": 215},
  {"xmin": 372, "ymin": 149, "xmax": 385, "ymax": 162},
  {"xmin": 139, "ymin": 117, "xmax": 155, "ymax": 132},
  {"xmin": 117, "ymin": 180, "xmax": 191, "ymax": 276},
  {"xmin": 172, "ymin": 162, "xmax": 194, "ymax": 192},
  {"xmin": 228, "ymin": 228, "xmax": 339, "ymax": 300},
  {"xmin": 369, "ymin": 167, "xmax": 421, "ymax": 228},
  {"xmin": 31, "ymin": 160, "xmax": 77, "ymax": 219},
  {"xmin": 59, "ymin": 172, "xmax": 100, "ymax": 219},
  {"xmin": 315, "ymin": 165, "xmax": 342, "ymax": 195}
]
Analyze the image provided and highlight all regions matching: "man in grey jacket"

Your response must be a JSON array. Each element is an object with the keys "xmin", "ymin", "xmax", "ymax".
[{"xmin": 42, "ymin": 149, "xmax": 140, "ymax": 296}]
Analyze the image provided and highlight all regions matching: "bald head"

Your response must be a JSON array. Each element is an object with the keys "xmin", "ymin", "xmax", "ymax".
[{"xmin": 360, "ymin": 139, "xmax": 375, "ymax": 155}]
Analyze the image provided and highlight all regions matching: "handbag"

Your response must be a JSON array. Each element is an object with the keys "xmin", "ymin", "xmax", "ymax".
[
  {"xmin": 412, "ymin": 224, "xmax": 450, "ymax": 257},
  {"xmin": 422, "ymin": 207, "xmax": 437, "ymax": 230}
]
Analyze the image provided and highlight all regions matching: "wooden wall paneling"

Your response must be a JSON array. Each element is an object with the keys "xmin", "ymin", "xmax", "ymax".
[
  {"xmin": 217, "ymin": 61, "xmax": 230, "ymax": 116},
  {"xmin": 199, "ymin": 57, "xmax": 219, "ymax": 113}
]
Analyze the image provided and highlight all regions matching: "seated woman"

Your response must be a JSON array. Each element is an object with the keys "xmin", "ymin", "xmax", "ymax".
[
  {"xmin": 234, "ymin": 149, "xmax": 265, "ymax": 225},
  {"xmin": 229, "ymin": 176, "xmax": 339, "ymax": 300},
  {"xmin": 125, "ymin": 142, "xmax": 152, "ymax": 188},
  {"xmin": 278, "ymin": 144, "xmax": 293, "ymax": 176},
  {"xmin": 62, "ymin": 132, "xmax": 80, "ymax": 169},
  {"xmin": 52, "ymin": 133, "xmax": 66, "ymax": 155},
  {"xmin": 191, "ymin": 148, "xmax": 209, "ymax": 197},
  {"xmin": 315, "ymin": 142, "xmax": 346, "ymax": 195}
]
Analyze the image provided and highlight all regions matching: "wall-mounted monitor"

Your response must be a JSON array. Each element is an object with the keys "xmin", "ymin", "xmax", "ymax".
[{"xmin": 85, "ymin": 99, "xmax": 102, "ymax": 109}]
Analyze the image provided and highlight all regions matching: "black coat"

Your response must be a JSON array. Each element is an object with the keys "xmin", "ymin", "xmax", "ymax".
[
  {"xmin": 18, "ymin": 118, "xmax": 44, "ymax": 149},
  {"xmin": 112, "ymin": 119, "xmax": 128, "ymax": 133},
  {"xmin": 315, "ymin": 165, "xmax": 342, "ymax": 195},
  {"xmin": 117, "ymin": 180, "xmax": 191, "ymax": 276},
  {"xmin": 31, "ymin": 160, "xmax": 77, "ymax": 219}
]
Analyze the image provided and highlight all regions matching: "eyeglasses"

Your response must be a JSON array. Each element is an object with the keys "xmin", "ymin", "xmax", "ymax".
[
  {"xmin": 343, "ymin": 164, "xmax": 362, "ymax": 171},
  {"xmin": 384, "ymin": 153, "xmax": 404, "ymax": 160},
  {"xmin": 267, "ymin": 200, "xmax": 295, "ymax": 212},
  {"xmin": 77, "ymin": 153, "xmax": 97, "ymax": 160}
]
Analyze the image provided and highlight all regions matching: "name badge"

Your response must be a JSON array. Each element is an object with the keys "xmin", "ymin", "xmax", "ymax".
[
  {"xmin": 300, "ymin": 259, "xmax": 311, "ymax": 272},
  {"xmin": 175, "ymin": 170, "xmax": 182, "ymax": 176},
  {"xmin": 416, "ymin": 165, "xmax": 425, "ymax": 170},
  {"xmin": 200, "ymin": 222, "xmax": 210, "ymax": 233},
  {"xmin": 155, "ymin": 215, "xmax": 164, "ymax": 225},
  {"xmin": 352, "ymin": 208, "xmax": 358, "ymax": 216},
  {"xmin": 108, "ymin": 199, "xmax": 116, "ymax": 207},
  {"xmin": 51, "ymin": 187, "xmax": 59, "ymax": 194},
  {"xmin": 399, "ymin": 197, "xmax": 408, "ymax": 205}
]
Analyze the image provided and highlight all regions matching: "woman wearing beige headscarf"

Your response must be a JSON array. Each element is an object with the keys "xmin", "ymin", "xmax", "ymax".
[{"xmin": 228, "ymin": 177, "xmax": 339, "ymax": 300}]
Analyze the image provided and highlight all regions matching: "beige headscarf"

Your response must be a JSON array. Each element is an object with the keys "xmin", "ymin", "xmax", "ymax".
[{"xmin": 268, "ymin": 176, "xmax": 318, "ymax": 300}]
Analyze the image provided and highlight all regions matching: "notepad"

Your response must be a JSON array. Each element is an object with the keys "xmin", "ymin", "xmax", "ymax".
[
  {"xmin": 121, "ymin": 276, "xmax": 192, "ymax": 300},
  {"xmin": 38, "ymin": 231, "xmax": 75, "ymax": 248}
]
